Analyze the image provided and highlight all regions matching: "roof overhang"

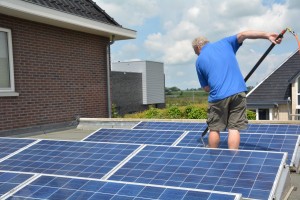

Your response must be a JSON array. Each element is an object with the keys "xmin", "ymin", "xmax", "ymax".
[
  {"xmin": 247, "ymin": 101, "xmax": 287, "ymax": 109},
  {"xmin": 0, "ymin": 0, "xmax": 136, "ymax": 41}
]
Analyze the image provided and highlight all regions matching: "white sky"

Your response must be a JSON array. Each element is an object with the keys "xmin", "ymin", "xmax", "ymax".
[{"xmin": 96, "ymin": 0, "xmax": 300, "ymax": 89}]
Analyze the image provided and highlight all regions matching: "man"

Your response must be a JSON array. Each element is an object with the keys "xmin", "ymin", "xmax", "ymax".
[{"xmin": 192, "ymin": 31, "xmax": 282, "ymax": 149}]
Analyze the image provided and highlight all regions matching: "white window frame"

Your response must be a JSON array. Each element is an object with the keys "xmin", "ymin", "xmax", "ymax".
[
  {"xmin": 0, "ymin": 27, "xmax": 18, "ymax": 96},
  {"xmin": 297, "ymin": 76, "xmax": 300, "ymax": 109},
  {"xmin": 256, "ymin": 108, "xmax": 273, "ymax": 120}
]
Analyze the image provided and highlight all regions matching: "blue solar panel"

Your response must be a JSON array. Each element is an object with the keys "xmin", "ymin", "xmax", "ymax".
[
  {"xmin": 83, "ymin": 128, "xmax": 185, "ymax": 145},
  {"xmin": 0, "ymin": 138, "xmax": 37, "ymax": 159},
  {"xmin": 133, "ymin": 121, "xmax": 207, "ymax": 131},
  {"xmin": 177, "ymin": 132, "xmax": 299, "ymax": 167},
  {"xmin": 109, "ymin": 145, "xmax": 286, "ymax": 200},
  {"xmin": 0, "ymin": 140, "xmax": 140, "ymax": 179},
  {"xmin": 133, "ymin": 121, "xmax": 300, "ymax": 135},
  {"xmin": 0, "ymin": 171, "xmax": 33, "ymax": 197},
  {"xmin": 242, "ymin": 124, "xmax": 300, "ymax": 135},
  {"xmin": 6, "ymin": 175, "xmax": 241, "ymax": 200}
]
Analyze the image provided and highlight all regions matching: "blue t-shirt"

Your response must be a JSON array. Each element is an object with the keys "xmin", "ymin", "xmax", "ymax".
[{"xmin": 195, "ymin": 35, "xmax": 247, "ymax": 102}]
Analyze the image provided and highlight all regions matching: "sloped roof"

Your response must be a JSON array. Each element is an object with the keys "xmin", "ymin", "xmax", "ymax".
[
  {"xmin": 0, "ymin": 0, "xmax": 136, "ymax": 40},
  {"xmin": 247, "ymin": 51, "xmax": 300, "ymax": 106},
  {"xmin": 21, "ymin": 0, "xmax": 120, "ymax": 26}
]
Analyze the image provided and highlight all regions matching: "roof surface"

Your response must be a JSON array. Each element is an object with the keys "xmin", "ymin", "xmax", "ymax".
[
  {"xmin": 247, "ymin": 51, "xmax": 300, "ymax": 105},
  {"xmin": 21, "ymin": 0, "xmax": 120, "ymax": 26}
]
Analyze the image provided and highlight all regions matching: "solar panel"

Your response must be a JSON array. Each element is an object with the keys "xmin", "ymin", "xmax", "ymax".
[
  {"xmin": 83, "ymin": 128, "xmax": 185, "ymax": 145},
  {"xmin": 177, "ymin": 132, "xmax": 300, "ymax": 169},
  {"xmin": 0, "ymin": 138, "xmax": 37, "ymax": 160},
  {"xmin": 133, "ymin": 121, "xmax": 207, "ymax": 131},
  {"xmin": 108, "ymin": 145, "xmax": 287, "ymax": 200},
  {"xmin": 0, "ymin": 171, "xmax": 34, "ymax": 197},
  {"xmin": 0, "ymin": 140, "xmax": 140, "ymax": 179},
  {"xmin": 5, "ymin": 175, "xmax": 242, "ymax": 200},
  {"xmin": 133, "ymin": 121, "xmax": 300, "ymax": 135},
  {"xmin": 242, "ymin": 124, "xmax": 300, "ymax": 135}
]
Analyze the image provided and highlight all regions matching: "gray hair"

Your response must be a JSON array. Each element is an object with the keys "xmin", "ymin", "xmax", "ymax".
[{"xmin": 192, "ymin": 36, "xmax": 209, "ymax": 48}]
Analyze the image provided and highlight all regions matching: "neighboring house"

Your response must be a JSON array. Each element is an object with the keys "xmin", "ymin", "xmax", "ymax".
[
  {"xmin": 247, "ymin": 50, "xmax": 300, "ymax": 120},
  {"xmin": 0, "ymin": 0, "xmax": 136, "ymax": 135},
  {"xmin": 111, "ymin": 61, "xmax": 165, "ymax": 115}
]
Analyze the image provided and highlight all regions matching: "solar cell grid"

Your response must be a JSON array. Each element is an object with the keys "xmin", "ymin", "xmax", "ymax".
[
  {"xmin": 6, "ymin": 175, "xmax": 242, "ymax": 200},
  {"xmin": 133, "ymin": 121, "xmax": 207, "ymax": 131},
  {"xmin": 0, "ymin": 138, "xmax": 37, "ymax": 160},
  {"xmin": 133, "ymin": 121, "xmax": 300, "ymax": 135},
  {"xmin": 242, "ymin": 124, "xmax": 300, "ymax": 135},
  {"xmin": 108, "ymin": 145, "xmax": 286, "ymax": 200},
  {"xmin": 0, "ymin": 171, "xmax": 33, "ymax": 197},
  {"xmin": 0, "ymin": 140, "xmax": 140, "ymax": 179},
  {"xmin": 83, "ymin": 128, "xmax": 185, "ymax": 145},
  {"xmin": 177, "ymin": 132, "xmax": 299, "ymax": 167}
]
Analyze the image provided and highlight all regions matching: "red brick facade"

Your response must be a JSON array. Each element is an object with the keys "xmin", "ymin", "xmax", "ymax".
[{"xmin": 0, "ymin": 14, "xmax": 109, "ymax": 131}]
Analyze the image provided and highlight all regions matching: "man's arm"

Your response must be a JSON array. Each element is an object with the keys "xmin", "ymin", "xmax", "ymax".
[
  {"xmin": 237, "ymin": 30, "xmax": 282, "ymax": 44},
  {"xmin": 203, "ymin": 86, "xmax": 210, "ymax": 92}
]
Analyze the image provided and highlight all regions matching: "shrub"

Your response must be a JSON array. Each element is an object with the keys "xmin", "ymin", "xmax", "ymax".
[
  {"xmin": 247, "ymin": 110, "xmax": 256, "ymax": 120},
  {"xmin": 187, "ymin": 107, "xmax": 207, "ymax": 119},
  {"xmin": 167, "ymin": 105, "xmax": 182, "ymax": 119},
  {"xmin": 145, "ymin": 106, "xmax": 162, "ymax": 119}
]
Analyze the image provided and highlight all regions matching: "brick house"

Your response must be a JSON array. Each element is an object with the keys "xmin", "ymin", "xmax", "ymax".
[
  {"xmin": 247, "ymin": 50, "xmax": 300, "ymax": 120},
  {"xmin": 0, "ymin": 0, "xmax": 136, "ymax": 135}
]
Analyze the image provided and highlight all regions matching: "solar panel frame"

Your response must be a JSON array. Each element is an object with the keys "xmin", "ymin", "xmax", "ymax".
[
  {"xmin": 176, "ymin": 132, "xmax": 300, "ymax": 168},
  {"xmin": 82, "ymin": 128, "xmax": 186, "ymax": 146},
  {"xmin": 107, "ymin": 144, "xmax": 288, "ymax": 200},
  {"xmin": 4, "ymin": 174, "xmax": 242, "ymax": 200}
]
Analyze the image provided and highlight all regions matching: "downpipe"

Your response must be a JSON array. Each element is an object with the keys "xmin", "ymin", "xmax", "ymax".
[{"xmin": 107, "ymin": 35, "xmax": 115, "ymax": 118}]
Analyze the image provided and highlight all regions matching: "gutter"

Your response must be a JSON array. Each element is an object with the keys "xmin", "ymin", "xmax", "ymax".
[{"xmin": 107, "ymin": 35, "xmax": 115, "ymax": 118}]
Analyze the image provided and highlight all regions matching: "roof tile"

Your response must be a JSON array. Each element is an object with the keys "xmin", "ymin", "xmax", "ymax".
[{"xmin": 21, "ymin": 0, "xmax": 120, "ymax": 26}]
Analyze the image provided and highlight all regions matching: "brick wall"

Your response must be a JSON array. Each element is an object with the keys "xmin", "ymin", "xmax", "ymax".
[{"xmin": 0, "ymin": 14, "xmax": 109, "ymax": 131}]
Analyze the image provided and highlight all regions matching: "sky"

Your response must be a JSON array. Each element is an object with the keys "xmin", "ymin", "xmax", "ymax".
[{"xmin": 95, "ymin": 0, "xmax": 300, "ymax": 90}]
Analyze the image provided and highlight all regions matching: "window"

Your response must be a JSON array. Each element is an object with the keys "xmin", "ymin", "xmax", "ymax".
[
  {"xmin": 256, "ymin": 108, "xmax": 273, "ymax": 120},
  {"xmin": 0, "ymin": 28, "xmax": 18, "ymax": 96},
  {"xmin": 258, "ymin": 109, "xmax": 269, "ymax": 120}
]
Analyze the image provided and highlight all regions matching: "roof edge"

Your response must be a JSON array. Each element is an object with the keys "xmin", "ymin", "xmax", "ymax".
[
  {"xmin": 0, "ymin": 0, "xmax": 136, "ymax": 40},
  {"xmin": 246, "ymin": 50, "xmax": 299, "ymax": 97}
]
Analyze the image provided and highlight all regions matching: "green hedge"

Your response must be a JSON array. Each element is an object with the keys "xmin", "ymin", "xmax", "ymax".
[{"xmin": 124, "ymin": 104, "xmax": 256, "ymax": 120}]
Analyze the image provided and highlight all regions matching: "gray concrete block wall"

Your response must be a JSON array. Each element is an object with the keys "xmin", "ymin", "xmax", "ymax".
[{"xmin": 111, "ymin": 72, "xmax": 144, "ymax": 115}]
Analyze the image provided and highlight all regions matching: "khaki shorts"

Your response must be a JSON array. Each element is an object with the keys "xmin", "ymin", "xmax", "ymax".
[{"xmin": 207, "ymin": 92, "xmax": 248, "ymax": 131}]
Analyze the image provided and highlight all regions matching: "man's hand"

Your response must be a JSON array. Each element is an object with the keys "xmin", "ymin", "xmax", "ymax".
[{"xmin": 268, "ymin": 33, "xmax": 282, "ymax": 44}]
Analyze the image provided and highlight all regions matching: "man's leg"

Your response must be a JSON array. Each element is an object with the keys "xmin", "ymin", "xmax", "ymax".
[
  {"xmin": 208, "ymin": 130, "xmax": 220, "ymax": 148},
  {"xmin": 228, "ymin": 129, "xmax": 240, "ymax": 149}
]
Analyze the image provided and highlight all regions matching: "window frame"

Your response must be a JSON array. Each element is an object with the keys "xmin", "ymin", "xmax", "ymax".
[
  {"xmin": 297, "ymin": 76, "xmax": 300, "ymax": 109},
  {"xmin": 0, "ymin": 27, "xmax": 18, "ymax": 96}
]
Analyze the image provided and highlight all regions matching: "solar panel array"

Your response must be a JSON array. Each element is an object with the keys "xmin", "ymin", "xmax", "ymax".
[{"xmin": 1, "ymin": 120, "xmax": 299, "ymax": 199}]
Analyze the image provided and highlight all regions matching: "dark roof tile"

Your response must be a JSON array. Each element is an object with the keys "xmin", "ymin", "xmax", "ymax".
[
  {"xmin": 247, "ymin": 51, "xmax": 300, "ymax": 105},
  {"xmin": 21, "ymin": 0, "xmax": 120, "ymax": 26}
]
